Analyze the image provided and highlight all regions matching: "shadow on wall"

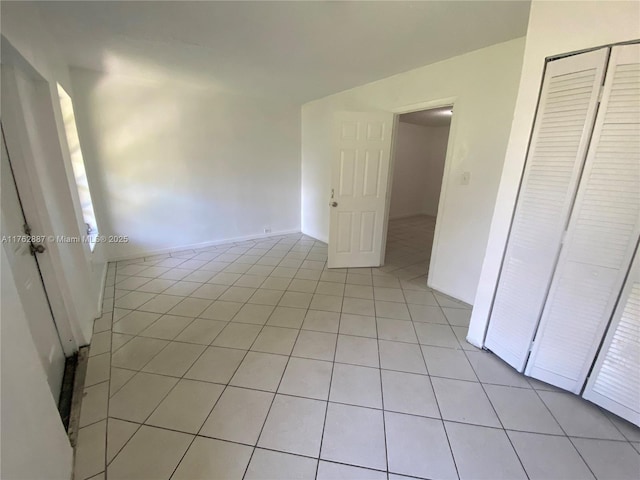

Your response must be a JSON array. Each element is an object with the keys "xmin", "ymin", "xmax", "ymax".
[{"xmin": 69, "ymin": 53, "xmax": 302, "ymax": 259}]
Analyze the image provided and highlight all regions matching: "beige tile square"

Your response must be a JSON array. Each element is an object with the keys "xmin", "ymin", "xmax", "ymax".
[
  {"xmin": 109, "ymin": 368, "xmax": 135, "ymax": 397},
  {"xmin": 376, "ymin": 318, "xmax": 417, "ymax": 343},
  {"xmin": 261, "ymin": 276, "xmax": 292, "ymax": 290},
  {"xmin": 172, "ymin": 437, "xmax": 252, "ymax": 480},
  {"xmin": 431, "ymin": 377, "xmax": 501, "ymax": 428},
  {"xmin": 138, "ymin": 294, "xmax": 184, "ymax": 314},
  {"xmin": 162, "ymin": 281, "xmax": 201, "ymax": 296},
  {"xmin": 310, "ymin": 294, "xmax": 343, "ymax": 312},
  {"xmin": 113, "ymin": 310, "xmax": 161, "ymax": 335},
  {"xmin": 89, "ymin": 330, "xmax": 111, "ymax": 357},
  {"xmin": 74, "ymin": 420, "xmax": 106, "ymax": 480},
  {"xmin": 79, "ymin": 382, "xmax": 108, "ymax": 427},
  {"xmin": 200, "ymin": 300, "xmax": 244, "ymax": 321},
  {"xmin": 109, "ymin": 372, "xmax": 178, "ymax": 423},
  {"xmin": 245, "ymin": 449, "xmax": 317, "ymax": 480},
  {"xmin": 538, "ymin": 390, "xmax": 625, "ymax": 440},
  {"xmin": 230, "ymin": 351, "xmax": 288, "ymax": 391},
  {"xmin": 385, "ymin": 412, "xmax": 457, "ymax": 479},
  {"xmin": 146, "ymin": 379, "xmax": 224, "ymax": 433},
  {"xmin": 344, "ymin": 284, "xmax": 374, "ymax": 300},
  {"xmin": 292, "ymin": 331, "xmax": 337, "ymax": 361},
  {"xmin": 446, "ymin": 421, "xmax": 526, "ymax": 480},
  {"xmin": 168, "ymin": 297, "xmax": 212, "ymax": 317},
  {"xmin": 375, "ymin": 300, "xmax": 410, "ymax": 320},
  {"xmin": 321, "ymin": 403, "xmax": 386, "ymax": 470},
  {"xmin": 267, "ymin": 306, "xmax": 306, "ymax": 328},
  {"xmin": 248, "ymin": 288, "xmax": 284, "ymax": 306},
  {"xmin": 342, "ymin": 297, "xmax": 375, "ymax": 316},
  {"xmin": 219, "ymin": 286, "xmax": 257, "ymax": 302},
  {"xmin": 414, "ymin": 323, "xmax": 460, "ymax": 348},
  {"xmin": 381, "ymin": 370, "xmax": 439, "ymax": 418},
  {"xmin": 212, "ymin": 322, "xmax": 262, "ymax": 349},
  {"xmin": 339, "ymin": 313, "xmax": 377, "ymax": 338},
  {"xmin": 251, "ymin": 326, "xmax": 299, "ymax": 355},
  {"xmin": 330, "ymin": 363, "xmax": 382, "ymax": 408},
  {"xmin": 189, "ymin": 283, "xmax": 228, "ymax": 300},
  {"xmin": 258, "ymin": 395, "xmax": 326, "ymax": 457},
  {"xmin": 408, "ymin": 304, "xmax": 448, "ymax": 323},
  {"xmin": 374, "ymin": 287, "xmax": 405, "ymax": 303},
  {"xmin": 317, "ymin": 461, "xmax": 386, "ymax": 480},
  {"xmin": 111, "ymin": 336, "xmax": 168, "ymax": 371},
  {"xmin": 278, "ymin": 357, "xmax": 333, "ymax": 400},
  {"xmin": 184, "ymin": 346, "xmax": 245, "ymax": 384},
  {"xmin": 315, "ymin": 281, "xmax": 345, "ymax": 296},
  {"xmin": 508, "ymin": 431, "xmax": 595, "ymax": 480},
  {"xmin": 108, "ymin": 426, "xmax": 192, "ymax": 480},
  {"xmin": 303, "ymin": 310, "xmax": 340, "ymax": 333},
  {"xmin": 142, "ymin": 341, "xmax": 205, "ymax": 377},
  {"xmin": 279, "ymin": 291, "xmax": 313, "ymax": 309},
  {"xmin": 379, "ymin": 340, "xmax": 427, "ymax": 374},
  {"xmin": 106, "ymin": 418, "xmax": 139, "ymax": 464},
  {"xmin": 114, "ymin": 291, "xmax": 156, "ymax": 310},
  {"xmin": 139, "ymin": 314, "xmax": 193, "ymax": 340},
  {"xmin": 174, "ymin": 319, "xmax": 227, "ymax": 345},
  {"xmin": 422, "ymin": 345, "xmax": 477, "ymax": 381},
  {"xmin": 288, "ymin": 279, "xmax": 318, "ymax": 293},
  {"xmin": 136, "ymin": 279, "xmax": 177, "ymax": 294},
  {"xmin": 231, "ymin": 304, "xmax": 275, "ymax": 325},
  {"xmin": 335, "ymin": 335, "xmax": 379, "ymax": 368},
  {"xmin": 200, "ymin": 386, "xmax": 273, "ymax": 444}
]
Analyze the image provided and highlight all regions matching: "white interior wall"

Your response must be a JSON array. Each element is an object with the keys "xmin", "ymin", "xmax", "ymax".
[
  {"xmin": 468, "ymin": 0, "xmax": 640, "ymax": 347},
  {"xmin": 69, "ymin": 68, "xmax": 302, "ymax": 260},
  {"xmin": 0, "ymin": 248, "xmax": 73, "ymax": 480},
  {"xmin": 389, "ymin": 121, "xmax": 449, "ymax": 219},
  {"xmin": 301, "ymin": 38, "xmax": 526, "ymax": 304}
]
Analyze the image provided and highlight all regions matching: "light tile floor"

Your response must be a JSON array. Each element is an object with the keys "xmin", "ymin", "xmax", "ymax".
[{"xmin": 76, "ymin": 217, "xmax": 640, "ymax": 480}]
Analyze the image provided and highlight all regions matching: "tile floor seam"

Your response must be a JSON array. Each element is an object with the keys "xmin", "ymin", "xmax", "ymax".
[
  {"xmin": 411, "ymin": 300, "xmax": 461, "ymax": 480},
  {"xmin": 237, "ymin": 243, "xmax": 316, "ymax": 480},
  {"xmin": 312, "ymin": 288, "xmax": 344, "ymax": 480}
]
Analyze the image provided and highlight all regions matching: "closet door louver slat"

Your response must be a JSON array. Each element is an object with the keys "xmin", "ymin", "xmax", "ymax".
[
  {"xmin": 525, "ymin": 44, "xmax": 640, "ymax": 393},
  {"xmin": 484, "ymin": 49, "xmax": 608, "ymax": 371}
]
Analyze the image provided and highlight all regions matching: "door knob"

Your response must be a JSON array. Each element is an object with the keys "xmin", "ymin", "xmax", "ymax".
[
  {"xmin": 330, "ymin": 201, "xmax": 338, "ymax": 207},
  {"xmin": 30, "ymin": 243, "xmax": 46, "ymax": 255}
]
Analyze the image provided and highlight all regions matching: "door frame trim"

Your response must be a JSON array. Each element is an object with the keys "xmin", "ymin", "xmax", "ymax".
[
  {"xmin": 386, "ymin": 97, "xmax": 459, "ymax": 288},
  {"xmin": 1, "ymin": 47, "xmax": 81, "ymax": 355}
]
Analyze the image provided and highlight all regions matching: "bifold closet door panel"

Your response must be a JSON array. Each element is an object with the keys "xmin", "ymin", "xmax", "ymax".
[
  {"xmin": 485, "ymin": 48, "xmax": 608, "ymax": 371},
  {"xmin": 583, "ymin": 248, "xmax": 640, "ymax": 427},
  {"xmin": 526, "ymin": 44, "xmax": 640, "ymax": 393}
]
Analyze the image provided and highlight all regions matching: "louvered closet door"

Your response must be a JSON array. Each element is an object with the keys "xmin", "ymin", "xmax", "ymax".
[
  {"xmin": 526, "ymin": 44, "xmax": 640, "ymax": 393},
  {"xmin": 583, "ymin": 248, "xmax": 640, "ymax": 426},
  {"xmin": 485, "ymin": 49, "xmax": 608, "ymax": 371}
]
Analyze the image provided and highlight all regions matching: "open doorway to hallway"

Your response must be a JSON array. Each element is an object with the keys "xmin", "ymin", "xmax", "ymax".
[{"xmin": 384, "ymin": 106, "xmax": 452, "ymax": 281}]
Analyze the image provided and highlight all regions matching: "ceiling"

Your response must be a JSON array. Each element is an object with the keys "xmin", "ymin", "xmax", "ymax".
[
  {"xmin": 30, "ymin": 1, "xmax": 530, "ymax": 102},
  {"xmin": 400, "ymin": 107, "xmax": 453, "ymax": 127}
]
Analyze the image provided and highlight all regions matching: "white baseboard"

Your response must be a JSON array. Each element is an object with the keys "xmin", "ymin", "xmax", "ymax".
[{"xmin": 107, "ymin": 229, "xmax": 303, "ymax": 262}]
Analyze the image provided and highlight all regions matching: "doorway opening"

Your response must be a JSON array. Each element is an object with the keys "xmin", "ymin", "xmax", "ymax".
[{"xmin": 384, "ymin": 106, "xmax": 453, "ymax": 281}]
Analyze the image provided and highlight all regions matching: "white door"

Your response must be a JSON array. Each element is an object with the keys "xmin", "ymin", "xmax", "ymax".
[
  {"xmin": 328, "ymin": 111, "xmax": 395, "ymax": 268},
  {"xmin": 583, "ymin": 247, "xmax": 640, "ymax": 426},
  {"xmin": 484, "ymin": 48, "xmax": 608, "ymax": 371},
  {"xmin": 1, "ymin": 127, "xmax": 66, "ymax": 402},
  {"xmin": 525, "ymin": 44, "xmax": 640, "ymax": 392}
]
